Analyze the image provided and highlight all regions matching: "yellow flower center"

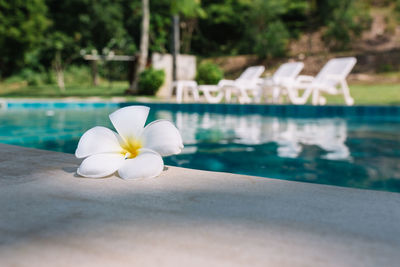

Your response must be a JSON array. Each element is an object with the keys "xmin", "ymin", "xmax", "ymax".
[{"xmin": 121, "ymin": 138, "xmax": 142, "ymax": 159}]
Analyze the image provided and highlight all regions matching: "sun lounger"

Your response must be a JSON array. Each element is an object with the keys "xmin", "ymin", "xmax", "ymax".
[
  {"xmin": 172, "ymin": 80, "xmax": 199, "ymax": 103},
  {"xmin": 199, "ymin": 66, "xmax": 265, "ymax": 104},
  {"xmin": 287, "ymin": 57, "xmax": 357, "ymax": 105},
  {"xmin": 261, "ymin": 62, "xmax": 304, "ymax": 103}
]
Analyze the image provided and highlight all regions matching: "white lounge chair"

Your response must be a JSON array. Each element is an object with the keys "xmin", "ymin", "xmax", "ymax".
[
  {"xmin": 261, "ymin": 62, "xmax": 304, "ymax": 103},
  {"xmin": 199, "ymin": 66, "xmax": 265, "ymax": 104},
  {"xmin": 172, "ymin": 80, "xmax": 199, "ymax": 103},
  {"xmin": 287, "ymin": 57, "xmax": 357, "ymax": 105}
]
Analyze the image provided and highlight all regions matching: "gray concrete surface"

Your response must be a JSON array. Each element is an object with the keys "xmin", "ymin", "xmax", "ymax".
[{"xmin": 0, "ymin": 143, "xmax": 399, "ymax": 267}]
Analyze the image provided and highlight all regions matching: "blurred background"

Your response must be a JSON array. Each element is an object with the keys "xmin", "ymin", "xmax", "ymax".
[{"xmin": 0, "ymin": 0, "xmax": 399, "ymax": 104}]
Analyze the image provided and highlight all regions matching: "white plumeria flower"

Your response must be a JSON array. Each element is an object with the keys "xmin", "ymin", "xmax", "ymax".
[{"xmin": 75, "ymin": 106, "xmax": 183, "ymax": 179}]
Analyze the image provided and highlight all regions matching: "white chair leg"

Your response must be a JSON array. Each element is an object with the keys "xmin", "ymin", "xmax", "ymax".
[
  {"xmin": 192, "ymin": 86, "xmax": 200, "ymax": 102},
  {"xmin": 202, "ymin": 89, "xmax": 224, "ymax": 103},
  {"xmin": 253, "ymin": 89, "xmax": 262, "ymax": 103},
  {"xmin": 341, "ymin": 80, "xmax": 354, "ymax": 105},
  {"xmin": 225, "ymin": 88, "xmax": 232, "ymax": 103},
  {"xmin": 287, "ymin": 86, "xmax": 309, "ymax": 105},
  {"xmin": 238, "ymin": 95, "xmax": 251, "ymax": 104},
  {"xmin": 272, "ymin": 86, "xmax": 281, "ymax": 103},
  {"xmin": 183, "ymin": 87, "xmax": 189, "ymax": 101},
  {"xmin": 176, "ymin": 85, "xmax": 183, "ymax": 103},
  {"xmin": 312, "ymin": 88, "xmax": 320, "ymax": 105},
  {"xmin": 238, "ymin": 88, "xmax": 252, "ymax": 104}
]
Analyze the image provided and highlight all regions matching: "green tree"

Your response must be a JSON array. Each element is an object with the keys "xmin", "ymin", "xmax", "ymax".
[
  {"xmin": 0, "ymin": 0, "xmax": 49, "ymax": 77},
  {"xmin": 192, "ymin": 0, "xmax": 307, "ymax": 57},
  {"xmin": 42, "ymin": 32, "xmax": 77, "ymax": 90},
  {"xmin": 171, "ymin": 0, "xmax": 206, "ymax": 53},
  {"xmin": 43, "ymin": 0, "xmax": 132, "ymax": 89},
  {"xmin": 253, "ymin": 21, "xmax": 290, "ymax": 58},
  {"xmin": 45, "ymin": 0, "xmax": 128, "ymax": 53},
  {"xmin": 245, "ymin": 0, "xmax": 291, "ymax": 58},
  {"xmin": 322, "ymin": 0, "xmax": 371, "ymax": 51},
  {"xmin": 193, "ymin": 0, "xmax": 251, "ymax": 55}
]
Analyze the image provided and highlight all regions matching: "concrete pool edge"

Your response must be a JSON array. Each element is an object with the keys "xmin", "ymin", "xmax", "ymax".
[{"xmin": 0, "ymin": 143, "xmax": 400, "ymax": 266}]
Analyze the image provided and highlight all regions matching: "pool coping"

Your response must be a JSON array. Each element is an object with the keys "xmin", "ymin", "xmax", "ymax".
[{"xmin": 0, "ymin": 143, "xmax": 399, "ymax": 266}]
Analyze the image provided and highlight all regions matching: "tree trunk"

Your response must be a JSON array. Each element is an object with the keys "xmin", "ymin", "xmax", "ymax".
[
  {"xmin": 56, "ymin": 69, "xmax": 65, "ymax": 91},
  {"xmin": 172, "ymin": 14, "xmax": 180, "ymax": 82},
  {"xmin": 181, "ymin": 18, "xmax": 196, "ymax": 54},
  {"xmin": 91, "ymin": 60, "xmax": 99, "ymax": 86},
  {"xmin": 54, "ymin": 50, "xmax": 65, "ymax": 92},
  {"xmin": 129, "ymin": 0, "xmax": 150, "ymax": 93}
]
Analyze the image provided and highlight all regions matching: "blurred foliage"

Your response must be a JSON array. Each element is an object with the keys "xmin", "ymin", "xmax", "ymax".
[
  {"xmin": 0, "ymin": 0, "xmax": 50, "ymax": 76},
  {"xmin": 45, "ymin": 0, "xmax": 128, "ymax": 53},
  {"xmin": 63, "ymin": 65, "xmax": 92, "ymax": 85},
  {"xmin": 138, "ymin": 68, "xmax": 165, "ymax": 95},
  {"xmin": 246, "ymin": 0, "xmax": 291, "ymax": 58},
  {"xmin": 0, "ymin": 0, "xmax": 375, "ymax": 78},
  {"xmin": 322, "ymin": 0, "xmax": 371, "ymax": 51},
  {"xmin": 192, "ymin": 0, "xmax": 251, "ymax": 55},
  {"xmin": 7, "ymin": 65, "xmax": 92, "ymax": 87},
  {"xmin": 395, "ymin": 0, "xmax": 400, "ymax": 20},
  {"xmin": 253, "ymin": 21, "xmax": 290, "ymax": 58},
  {"xmin": 196, "ymin": 62, "xmax": 224, "ymax": 85},
  {"xmin": 19, "ymin": 69, "xmax": 46, "ymax": 86},
  {"xmin": 171, "ymin": 0, "xmax": 206, "ymax": 18}
]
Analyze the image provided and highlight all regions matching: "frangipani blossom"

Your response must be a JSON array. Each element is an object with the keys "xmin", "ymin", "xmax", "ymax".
[{"xmin": 75, "ymin": 106, "xmax": 183, "ymax": 179}]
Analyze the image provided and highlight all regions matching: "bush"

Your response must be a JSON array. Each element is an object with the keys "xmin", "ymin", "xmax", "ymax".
[
  {"xmin": 253, "ymin": 20, "xmax": 289, "ymax": 58},
  {"xmin": 19, "ymin": 69, "xmax": 45, "ymax": 86},
  {"xmin": 138, "ymin": 68, "xmax": 165, "ymax": 95},
  {"xmin": 6, "ymin": 68, "xmax": 58, "ymax": 86},
  {"xmin": 322, "ymin": 1, "xmax": 371, "ymax": 51},
  {"xmin": 63, "ymin": 65, "xmax": 92, "ymax": 85},
  {"xmin": 98, "ymin": 60, "xmax": 130, "ymax": 81},
  {"xmin": 8, "ymin": 65, "xmax": 92, "ymax": 87},
  {"xmin": 196, "ymin": 62, "xmax": 224, "ymax": 85},
  {"xmin": 377, "ymin": 64, "xmax": 396, "ymax": 73},
  {"xmin": 396, "ymin": 0, "xmax": 400, "ymax": 21}
]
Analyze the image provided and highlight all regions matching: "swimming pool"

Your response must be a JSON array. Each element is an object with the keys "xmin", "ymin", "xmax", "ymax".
[{"xmin": 1, "ymin": 101, "xmax": 400, "ymax": 192}]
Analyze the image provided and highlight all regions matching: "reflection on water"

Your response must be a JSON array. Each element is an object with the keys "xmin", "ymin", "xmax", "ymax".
[
  {"xmin": 172, "ymin": 112, "xmax": 350, "ymax": 160},
  {"xmin": 1, "ymin": 107, "xmax": 400, "ymax": 192},
  {"xmin": 156, "ymin": 111, "xmax": 400, "ymax": 192}
]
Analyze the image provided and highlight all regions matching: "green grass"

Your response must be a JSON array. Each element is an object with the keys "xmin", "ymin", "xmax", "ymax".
[
  {"xmin": 0, "ymin": 80, "xmax": 399, "ymax": 105},
  {"xmin": 325, "ymin": 84, "xmax": 400, "ymax": 105},
  {"xmin": 0, "ymin": 81, "xmax": 129, "ymax": 98}
]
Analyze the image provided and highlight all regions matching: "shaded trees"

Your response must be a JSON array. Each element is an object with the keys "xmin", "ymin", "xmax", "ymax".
[
  {"xmin": 0, "ymin": 0, "xmax": 374, "ymax": 78},
  {"xmin": 321, "ymin": 0, "xmax": 371, "ymax": 50},
  {"xmin": 0, "ymin": 0, "xmax": 49, "ymax": 77},
  {"xmin": 43, "ymin": 0, "xmax": 132, "ymax": 89}
]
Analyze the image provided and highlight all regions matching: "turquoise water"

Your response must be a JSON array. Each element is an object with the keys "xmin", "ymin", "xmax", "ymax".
[{"xmin": 1, "ymin": 105, "xmax": 400, "ymax": 192}]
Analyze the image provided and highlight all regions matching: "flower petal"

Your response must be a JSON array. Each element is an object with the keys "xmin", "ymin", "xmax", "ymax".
[
  {"xmin": 109, "ymin": 106, "xmax": 150, "ymax": 141},
  {"xmin": 75, "ymin": 126, "xmax": 123, "ymax": 158},
  {"xmin": 141, "ymin": 120, "xmax": 184, "ymax": 156},
  {"xmin": 118, "ymin": 149, "xmax": 164, "ymax": 180},
  {"xmin": 77, "ymin": 153, "xmax": 125, "ymax": 178}
]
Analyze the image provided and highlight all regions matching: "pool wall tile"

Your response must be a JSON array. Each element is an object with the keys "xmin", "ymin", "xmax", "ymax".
[{"xmin": 4, "ymin": 101, "xmax": 400, "ymax": 120}]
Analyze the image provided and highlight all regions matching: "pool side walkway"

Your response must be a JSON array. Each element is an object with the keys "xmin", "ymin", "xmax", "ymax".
[{"xmin": 0, "ymin": 144, "xmax": 399, "ymax": 267}]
